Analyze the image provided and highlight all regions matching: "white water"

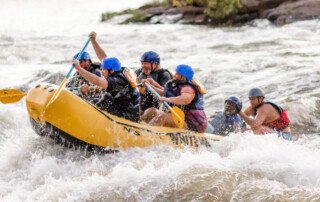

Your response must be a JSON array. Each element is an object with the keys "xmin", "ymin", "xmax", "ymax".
[{"xmin": 0, "ymin": 0, "xmax": 320, "ymax": 201}]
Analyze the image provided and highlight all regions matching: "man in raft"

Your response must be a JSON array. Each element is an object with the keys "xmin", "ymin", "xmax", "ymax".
[
  {"xmin": 136, "ymin": 51, "xmax": 172, "ymax": 114},
  {"xmin": 89, "ymin": 31, "xmax": 172, "ymax": 116},
  {"xmin": 66, "ymin": 51, "xmax": 101, "ymax": 100},
  {"xmin": 142, "ymin": 64, "xmax": 207, "ymax": 133},
  {"xmin": 73, "ymin": 56, "xmax": 140, "ymax": 122},
  {"xmin": 66, "ymin": 52, "xmax": 101, "ymax": 88},
  {"xmin": 238, "ymin": 88, "xmax": 292, "ymax": 140}
]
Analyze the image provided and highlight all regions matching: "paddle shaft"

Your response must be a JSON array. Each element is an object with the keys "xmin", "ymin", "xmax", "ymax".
[
  {"xmin": 66, "ymin": 36, "xmax": 92, "ymax": 78},
  {"xmin": 45, "ymin": 36, "xmax": 92, "ymax": 109},
  {"xmin": 145, "ymin": 82, "xmax": 182, "ymax": 121}
]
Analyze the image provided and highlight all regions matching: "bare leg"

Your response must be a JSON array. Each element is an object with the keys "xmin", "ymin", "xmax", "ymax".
[
  {"xmin": 141, "ymin": 107, "xmax": 158, "ymax": 123},
  {"xmin": 150, "ymin": 112, "xmax": 177, "ymax": 128}
]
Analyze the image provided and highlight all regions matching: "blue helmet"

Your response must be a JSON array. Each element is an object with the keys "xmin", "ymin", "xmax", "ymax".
[
  {"xmin": 249, "ymin": 88, "xmax": 265, "ymax": 98},
  {"xmin": 176, "ymin": 64, "xmax": 194, "ymax": 80},
  {"xmin": 225, "ymin": 96, "xmax": 242, "ymax": 111},
  {"xmin": 140, "ymin": 51, "xmax": 160, "ymax": 65},
  {"xmin": 101, "ymin": 57, "xmax": 121, "ymax": 72},
  {"xmin": 73, "ymin": 51, "xmax": 91, "ymax": 61}
]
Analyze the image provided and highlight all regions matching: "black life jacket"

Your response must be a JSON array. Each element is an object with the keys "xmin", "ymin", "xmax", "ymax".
[
  {"xmin": 97, "ymin": 68, "xmax": 140, "ymax": 122},
  {"xmin": 137, "ymin": 68, "xmax": 172, "ymax": 112},
  {"xmin": 88, "ymin": 63, "xmax": 101, "ymax": 76},
  {"xmin": 137, "ymin": 68, "xmax": 172, "ymax": 84},
  {"xmin": 106, "ymin": 69, "xmax": 140, "ymax": 107}
]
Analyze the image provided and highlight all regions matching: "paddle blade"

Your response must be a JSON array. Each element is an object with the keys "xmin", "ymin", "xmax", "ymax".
[
  {"xmin": 171, "ymin": 106, "xmax": 185, "ymax": 129},
  {"xmin": 0, "ymin": 89, "xmax": 26, "ymax": 104}
]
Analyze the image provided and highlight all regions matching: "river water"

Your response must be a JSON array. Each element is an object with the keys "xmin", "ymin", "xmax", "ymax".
[{"xmin": 0, "ymin": 0, "xmax": 320, "ymax": 201}]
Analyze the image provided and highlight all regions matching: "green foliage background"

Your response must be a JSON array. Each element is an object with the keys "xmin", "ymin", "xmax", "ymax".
[
  {"xmin": 170, "ymin": 0, "xmax": 241, "ymax": 19},
  {"xmin": 101, "ymin": 0, "xmax": 242, "ymax": 22}
]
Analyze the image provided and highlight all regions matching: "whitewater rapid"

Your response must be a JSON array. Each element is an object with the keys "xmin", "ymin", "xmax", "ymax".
[{"xmin": 0, "ymin": 0, "xmax": 320, "ymax": 201}]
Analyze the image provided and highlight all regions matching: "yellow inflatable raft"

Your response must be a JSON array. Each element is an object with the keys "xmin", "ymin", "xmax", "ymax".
[{"xmin": 26, "ymin": 83, "xmax": 223, "ymax": 151}]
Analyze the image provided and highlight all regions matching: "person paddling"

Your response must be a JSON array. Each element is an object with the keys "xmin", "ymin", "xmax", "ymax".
[
  {"xmin": 89, "ymin": 31, "xmax": 172, "ymax": 115},
  {"xmin": 142, "ymin": 64, "xmax": 207, "ymax": 133},
  {"xmin": 66, "ymin": 51, "xmax": 101, "ymax": 89},
  {"xmin": 238, "ymin": 88, "xmax": 292, "ymax": 140},
  {"xmin": 74, "ymin": 57, "xmax": 140, "ymax": 122}
]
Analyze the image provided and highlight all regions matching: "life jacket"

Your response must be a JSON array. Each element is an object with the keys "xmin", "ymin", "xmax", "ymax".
[
  {"xmin": 106, "ymin": 69, "xmax": 140, "ymax": 107},
  {"xmin": 191, "ymin": 78, "xmax": 206, "ymax": 95},
  {"xmin": 137, "ymin": 68, "xmax": 173, "ymax": 112},
  {"xmin": 89, "ymin": 63, "xmax": 101, "ymax": 72},
  {"xmin": 137, "ymin": 68, "xmax": 173, "ymax": 85},
  {"xmin": 164, "ymin": 80, "xmax": 204, "ymax": 110},
  {"xmin": 122, "ymin": 67, "xmax": 138, "ymax": 88},
  {"xmin": 255, "ymin": 101, "xmax": 290, "ymax": 131},
  {"xmin": 96, "ymin": 69, "xmax": 140, "ymax": 122}
]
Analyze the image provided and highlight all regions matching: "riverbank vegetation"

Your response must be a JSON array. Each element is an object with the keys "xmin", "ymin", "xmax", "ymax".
[{"xmin": 101, "ymin": 0, "xmax": 320, "ymax": 26}]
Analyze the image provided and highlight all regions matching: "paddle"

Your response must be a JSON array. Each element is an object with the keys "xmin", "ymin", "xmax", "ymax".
[
  {"xmin": 145, "ymin": 82, "xmax": 185, "ymax": 129},
  {"xmin": 44, "ymin": 36, "xmax": 92, "ymax": 109},
  {"xmin": 0, "ymin": 37, "xmax": 92, "ymax": 106},
  {"xmin": 0, "ymin": 89, "xmax": 26, "ymax": 104}
]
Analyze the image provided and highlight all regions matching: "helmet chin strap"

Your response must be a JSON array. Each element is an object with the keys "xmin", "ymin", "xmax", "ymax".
[
  {"xmin": 85, "ymin": 61, "xmax": 91, "ymax": 69},
  {"xmin": 151, "ymin": 63, "xmax": 155, "ymax": 72},
  {"xmin": 107, "ymin": 69, "xmax": 114, "ymax": 75},
  {"xmin": 180, "ymin": 76, "xmax": 187, "ymax": 83}
]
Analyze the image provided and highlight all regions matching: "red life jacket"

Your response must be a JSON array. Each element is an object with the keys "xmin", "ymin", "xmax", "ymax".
[{"xmin": 256, "ymin": 101, "xmax": 290, "ymax": 131}]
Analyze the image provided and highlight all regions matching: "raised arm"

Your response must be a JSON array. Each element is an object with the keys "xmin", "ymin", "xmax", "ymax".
[
  {"xmin": 89, "ymin": 32, "xmax": 107, "ymax": 61},
  {"xmin": 74, "ymin": 60, "xmax": 108, "ymax": 89}
]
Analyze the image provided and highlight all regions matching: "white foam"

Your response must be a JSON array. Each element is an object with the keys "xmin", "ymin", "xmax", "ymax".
[{"xmin": 0, "ymin": 0, "xmax": 320, "ymax": 200}]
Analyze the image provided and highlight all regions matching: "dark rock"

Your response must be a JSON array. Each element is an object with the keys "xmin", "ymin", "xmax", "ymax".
[
  {"xmin": 165, "ymin": 8, "xmax": 183, "ymax": 15},
  {"xmin": 240, "ymin": 0, "xmax": 288, "ymax": 12},
  {"xmin": 261, "ymin": 0, "xmax": 320, "ymax": 25},
  {"xmin": 104, "ymin": 0, "xmax": 320, "ymax": 26},
  {"xmin": 178, "ymin": 13, "xmax": 207, "ymax": 24},
  {"xmin": 165, "ymin": 7, "xmax": 204, "ymax": 15},
  {"xmin": 167, "ymin": 0, "xmax": 207, "ymax": 7},
  {"xmin": 231, "ymin": 12, "xmax": 260, "ymax": 24},
  {"xmin": 144, "ymin": 7, "xmax": 167, "ymax": 16}
]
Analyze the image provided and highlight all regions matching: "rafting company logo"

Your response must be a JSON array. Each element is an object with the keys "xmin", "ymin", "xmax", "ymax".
[
  {"xmin": 123, "ymin": 126, "xmax": 141, "ymax": 136},
  {"xmin": 123, "ymin": 126, "xmax": 210, "ymax": 147},
  {"xmin": 166, "ymin": 133, "xmax": 211, "ymax": 147}
]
